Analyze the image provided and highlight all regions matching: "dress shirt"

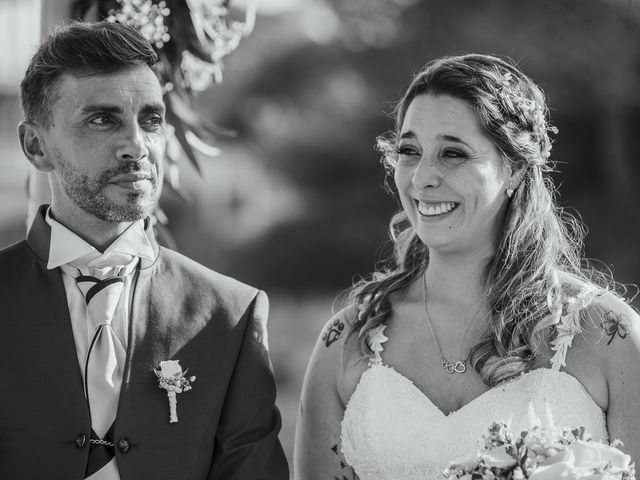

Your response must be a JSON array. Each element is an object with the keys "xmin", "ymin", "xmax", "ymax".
[
  {"xmin": 45, "ymin": 209, "xmax": 155, "ymax": 480},
  {"xmin": 45, "ymin": 208, "xmax": 155, "ymax": 377}
]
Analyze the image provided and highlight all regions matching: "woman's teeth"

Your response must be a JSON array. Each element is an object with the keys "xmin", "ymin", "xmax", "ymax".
[{"xmin": 417, "ymin": 201, "xmax": 457, "ymax": 217}]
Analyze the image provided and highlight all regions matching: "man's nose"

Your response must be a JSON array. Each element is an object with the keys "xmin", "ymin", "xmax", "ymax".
[
  {"xmin": 412, "ymin": 155, "xmax": 441, "ymax": 190},
  {"xmin": 116, "ymin": 122, "xmax": 149, "ymax": 161}
]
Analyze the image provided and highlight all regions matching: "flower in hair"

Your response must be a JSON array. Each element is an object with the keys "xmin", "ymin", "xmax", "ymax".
[
  {"xmin": 498, "ymin": 72, "xmax": 538, "ymax": 115},
  {"xmin": 497, "ymin": 72, "xmax": 559, "ymax": 159}
]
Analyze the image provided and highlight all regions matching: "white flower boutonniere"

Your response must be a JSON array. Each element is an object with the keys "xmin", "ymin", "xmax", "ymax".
[{"xmin": 154, "ymin": 360, "xmax": 196, "ymax": 423}]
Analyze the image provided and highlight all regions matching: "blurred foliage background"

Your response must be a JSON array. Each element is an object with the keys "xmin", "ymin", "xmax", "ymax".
[{"xmin": 1, "ymin": 0, "xmax": 639, "ymax": 466}]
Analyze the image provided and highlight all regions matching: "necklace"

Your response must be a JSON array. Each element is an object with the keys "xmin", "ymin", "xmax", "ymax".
[{"xmin": 422, "ymin": 275, "xmax": 467, "ymax": 374}]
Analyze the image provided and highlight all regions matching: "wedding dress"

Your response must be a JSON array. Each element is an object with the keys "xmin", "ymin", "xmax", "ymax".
[{"xmin": 340, "ymin": 289, "xmax": 607, "ymax": 480}]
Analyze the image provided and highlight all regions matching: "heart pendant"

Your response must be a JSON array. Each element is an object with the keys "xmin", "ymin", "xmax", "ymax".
[
  {"xmin": 442, "ymin": 358, "xmax": 467, "ymax": 374},
  {"xmin": 453, "ymin": 361, "xmax": 467, "ymax": 373}
]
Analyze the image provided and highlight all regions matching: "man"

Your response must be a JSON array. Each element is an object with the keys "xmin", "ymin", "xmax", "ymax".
[{"xmin": 0, "ymin": 21, "xmax": 288, "ymax": 480}]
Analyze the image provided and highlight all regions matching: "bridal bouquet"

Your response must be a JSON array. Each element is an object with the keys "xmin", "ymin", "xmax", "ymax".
[{"xmin": 444, "ymin": 421, "xmax": 635, "ymax": 480}]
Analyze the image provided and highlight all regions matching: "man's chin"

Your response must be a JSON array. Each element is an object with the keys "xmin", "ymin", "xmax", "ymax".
[
  {"xmin": 104, "ymin": 190, "xmax": 158, "ymax": 220},
  {"xmin": 84, "ymin": 199, "xmax": 155, "ymax": 223}
]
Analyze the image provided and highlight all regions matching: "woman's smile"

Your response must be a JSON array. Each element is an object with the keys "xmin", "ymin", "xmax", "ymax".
[{"xmin": 416, "ymin": 200, "xmax": 459, "ymax": 218}]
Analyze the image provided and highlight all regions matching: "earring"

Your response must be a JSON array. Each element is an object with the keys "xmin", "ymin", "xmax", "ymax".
[{"xmin": 506, "ymin": 180, "xmax": 515, "ymax": 198}]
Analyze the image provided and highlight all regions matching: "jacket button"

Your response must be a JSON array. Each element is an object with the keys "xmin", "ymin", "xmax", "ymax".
[
  {"xmin": 74, "ymin": 433, "xmax": 86, "ymax": 449},
  {"xmin": 118, "ymin": 438, "xmax": 131, "ymax": 453}
]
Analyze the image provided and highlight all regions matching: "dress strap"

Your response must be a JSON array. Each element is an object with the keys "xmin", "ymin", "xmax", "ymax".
[
  {"xmin": 549, "ymin": 286, "xmax": 600, "ymax": 371},
  {"xmin": 366, "ymin": 325, "xmax": 389, "ymax": 367}
]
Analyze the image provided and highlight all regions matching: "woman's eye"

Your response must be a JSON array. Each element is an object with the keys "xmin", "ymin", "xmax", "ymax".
[
  {"xmin": 441, "ymin": 148, "xmax": 466, "ymax": 159},
  {"xmin": 396, "ymin": 146, "xmax": 420, "ymax": 157}
]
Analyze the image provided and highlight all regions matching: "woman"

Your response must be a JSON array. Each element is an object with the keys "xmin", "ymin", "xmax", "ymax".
[{"xmin": 294, "ymin": 54, "xmax": 640, "ymax": 480}]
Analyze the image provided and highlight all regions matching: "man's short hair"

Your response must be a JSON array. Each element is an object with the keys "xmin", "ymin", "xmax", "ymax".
[{"xmin": 20, "ymin": 21, "xmax": 160, "ymax": 126}]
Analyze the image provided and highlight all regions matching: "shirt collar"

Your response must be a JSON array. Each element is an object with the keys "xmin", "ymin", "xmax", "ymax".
[{"xmin": 45, "ymin": 207, "xmax": 156, "ymax": 270}]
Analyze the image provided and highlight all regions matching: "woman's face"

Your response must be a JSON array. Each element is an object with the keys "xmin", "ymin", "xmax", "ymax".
[{"xmin": 394, "ymin": 93, "xmax": 512, "ymax": 256}]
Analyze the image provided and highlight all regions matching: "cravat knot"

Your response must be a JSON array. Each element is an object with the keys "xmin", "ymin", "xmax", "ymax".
[
  {"xmin": 74, "ymin": 252, "xmax": 136, "ymax": 328},
  {"xmin": 76, "ymin": 277, "xmax": 124, "ymax": 327},
  {"xmin": 87, "ymin": 252, "xmax": 135, "ymax": 279}
]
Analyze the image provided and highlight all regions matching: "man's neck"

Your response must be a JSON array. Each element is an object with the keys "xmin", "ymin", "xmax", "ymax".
[{"xmin": 49, "ymin": 205, "xmax": 135, "ymax": 252}]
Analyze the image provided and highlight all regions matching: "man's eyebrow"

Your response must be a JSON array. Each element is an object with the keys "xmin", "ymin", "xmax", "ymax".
[
  {"xmin": 140, "ymin": 104, "xmax": 166, "ymax": 116},
  {"xmin": 79, "ymin": 104, "xmax": 123, "ymax": 115},
  {"xmin": 78, "ymin": 104, "xmax": 166, "ymax": 116}
]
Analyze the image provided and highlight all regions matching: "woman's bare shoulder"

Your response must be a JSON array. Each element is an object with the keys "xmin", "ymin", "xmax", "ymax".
[
  {"xmin": 305, "ymin": 304, "xmax": 365, "ymax": 400},
  {"xmin": 329, "ymin": 305, "xmax": 376, "ymax": 405},
  {"xmin": 552, "ymin": 270, "xmax": 636, "ymax": 340},
  {"xmin": 316, "ymin": 304, "xmax": 360, "ymax": 351},
  {"xmin": 584, "ymin": 290, "xmax": 640, "ymax": 353},
  {"xmin": 583, "ymin": 290, "xmax": 640, "ymax": 456},
  {"xmin": 550, "ymin": 272, "xmax": 639, "ymax": 406}
]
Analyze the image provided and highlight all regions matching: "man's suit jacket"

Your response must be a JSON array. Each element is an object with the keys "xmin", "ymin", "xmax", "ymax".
[{"xmin": 0, "ymin": 206, "xmax": 288, "ymax": 480}]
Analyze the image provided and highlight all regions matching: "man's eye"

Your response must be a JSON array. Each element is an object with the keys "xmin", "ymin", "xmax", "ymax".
[
  {"xmin": 143, "ymin": 116, "xmax": 165, "ymax": 128},
  {"xmin": 89, "ymin": 116, "xmax": 113, "ymax": 126}
]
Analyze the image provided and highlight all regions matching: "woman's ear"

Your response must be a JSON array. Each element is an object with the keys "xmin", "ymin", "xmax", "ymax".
[
  {"xmin": 18, "ymin": 121, "xmax": 54, "ymax": 172},
  {"xmin": 504, "ymin": 163, "xmax": 527, "ymax": 198},
  {"xmin": 507, "ymin": 163, "xmax": 527, "ymax": 190}
]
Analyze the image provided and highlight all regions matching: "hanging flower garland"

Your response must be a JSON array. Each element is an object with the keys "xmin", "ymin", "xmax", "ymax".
[
  {"xmin": 107, "ymin": 0, "xmax": 172, "ymax": 49},
  {"xmin": 71, "ymin": 0, "xmax": 255, "ymax": 189}
]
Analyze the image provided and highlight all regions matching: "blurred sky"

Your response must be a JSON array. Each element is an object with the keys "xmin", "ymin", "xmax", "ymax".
[
  {"xmin": 2, "ymin": 0, "xmax": 640, "ymax": 289},
  {"xmin": 236, "ymin": 0, "xmax": 302, "ymax": 15}
]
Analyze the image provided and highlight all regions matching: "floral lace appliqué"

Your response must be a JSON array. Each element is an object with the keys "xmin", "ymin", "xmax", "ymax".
[
  {"xmin": 549, "ymin": 286, "xmax": 600, "ymax": 371},
  {"xmin": 367, "ymin": 325, "xmax": 389, "ymax": 366}
]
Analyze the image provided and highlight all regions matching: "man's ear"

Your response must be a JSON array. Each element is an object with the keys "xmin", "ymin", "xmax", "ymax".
[{"xmin": 18, "ymin": 121, "xmax": 54, "ymax": 172}]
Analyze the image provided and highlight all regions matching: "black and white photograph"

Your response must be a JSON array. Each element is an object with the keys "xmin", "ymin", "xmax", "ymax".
[{"xmin": 0, "ymin": 1, "xmax": 639, "ymax": 479}]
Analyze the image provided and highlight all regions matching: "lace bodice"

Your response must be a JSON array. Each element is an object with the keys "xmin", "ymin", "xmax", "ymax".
[{"xmin": 340, "ymin": 290, "xmax": 607, "ymax": 480}]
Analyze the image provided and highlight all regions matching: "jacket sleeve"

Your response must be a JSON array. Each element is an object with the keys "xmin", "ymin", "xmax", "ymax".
[{"xmin": 208, "ymin": 290, "xmax": 289, "ymax": 480}]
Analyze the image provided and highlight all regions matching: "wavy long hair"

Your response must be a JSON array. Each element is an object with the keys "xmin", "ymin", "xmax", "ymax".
[{"xmin": 348, "ymin": 54, "xmax": 608, "ymax": 386}]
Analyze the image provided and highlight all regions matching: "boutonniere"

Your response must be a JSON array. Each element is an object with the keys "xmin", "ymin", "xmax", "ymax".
[{"xmin": 154, "ymin": 360, "xmax": 196, "ymax": 423}]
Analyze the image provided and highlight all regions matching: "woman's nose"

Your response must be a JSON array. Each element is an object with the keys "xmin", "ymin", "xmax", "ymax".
[{"xmin": 412, "ymin": 155, "xmax": 441, "ymax": 190}]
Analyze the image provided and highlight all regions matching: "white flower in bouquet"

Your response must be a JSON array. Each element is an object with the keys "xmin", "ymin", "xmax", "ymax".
[{"xmin": 444, "ymin": 421, "xmax": 635, "ymax": 480}]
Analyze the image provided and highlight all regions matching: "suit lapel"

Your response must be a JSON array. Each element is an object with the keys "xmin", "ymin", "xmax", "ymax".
[
  {"xmin": 123, "ymin": 265, "xmax": 155, "ymax": 385},
  {"xmin": 123, "ymin": 258, "xmax": 190, "ymax": 383},
  {"xmin": 121, "ymin": 217, "xmax": 162, "ymax": 382},
  {"xmin": 24, "ymin": 206, "xmax": 90, "ymax": 427}
]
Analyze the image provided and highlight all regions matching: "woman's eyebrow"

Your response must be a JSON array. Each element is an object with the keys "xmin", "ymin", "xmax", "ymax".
[
  {"xmin": 438, "ymin": 134, "xmax": 471, "ymax": 148},
  {"xmin": 399, "ymin": 130, "xmax": 416, "ymax": 140}
]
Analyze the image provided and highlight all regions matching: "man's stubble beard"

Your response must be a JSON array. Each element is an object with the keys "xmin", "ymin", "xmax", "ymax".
[{"xmin": 56, "ymin": 158, "xmax": 159, "ymax": 223}]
